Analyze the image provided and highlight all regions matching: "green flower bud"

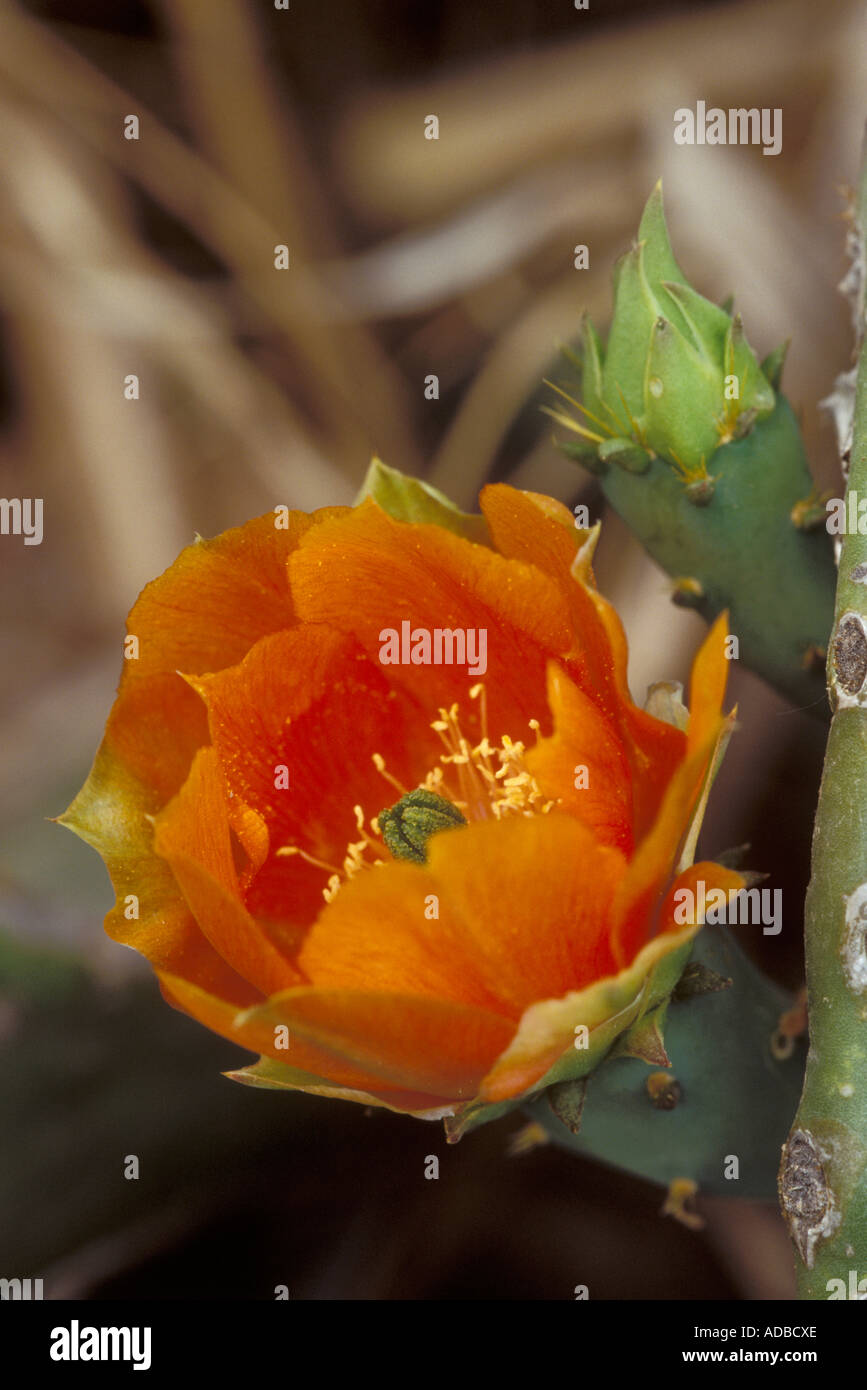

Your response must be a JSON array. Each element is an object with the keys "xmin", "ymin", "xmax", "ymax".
[
  {"xmin": 546, "ymin": 181, "xmax": 838, "ymax": 711},
  {"xmin": 378, "ymin": 788, "xmax": 467, "ymax": 864},
  {"xmin": 578, "ymin": 182, "xmax": 775, "ymax": 474}
]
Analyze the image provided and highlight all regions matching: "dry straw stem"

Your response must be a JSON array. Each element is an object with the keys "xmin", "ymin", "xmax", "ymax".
[
  {"xmin": 329, "ymin": 0, "xmax": 860, "ymax": 516},
  {"xmin": 780, "ymin": 133, "xmax": 867, "ymax": 1298},
  {"xmin": 0, "ymin": 0, "xmax": 419, "ymax": 474},
  {"xmin": 0, "ymin": 84, "xmax": 344, "ymax": 601},
  {"xmin": 335, "ymin": 0, "xmax": 860, "ymax": 222}
]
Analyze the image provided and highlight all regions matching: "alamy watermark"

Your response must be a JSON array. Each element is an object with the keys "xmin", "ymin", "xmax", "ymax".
[
  {"xmin": 50, "ymin": 1320, "xmax": 152, "ymax": 1371},
  {"xmin": 0, "ymin": 498, "xmax": 42, "ymax": 545},
  {"xmin": 673, "ymin": 880, "xmax": 782, "ymax": 935},
  {"xmin": 378, "ymin": 622, "xmax": 487, "ymax": 676},
  {"xmin": 826, "ymin": 493, "xmax": 867, "ymax": 535},
  {"xmin": 673, "ymin": 102, "xmax": 782, "ymax": 157},
  {"xmin": 0, "ymin": 1277, "xmax": 43, "ymax": 1299}
]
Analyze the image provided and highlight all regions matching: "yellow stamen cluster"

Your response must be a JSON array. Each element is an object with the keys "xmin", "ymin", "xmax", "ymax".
[
  {"xmin": 427, "ymin": 684, "xmax": 555, "ymax": 823},
  {"xmin": 278, "ymin": 682, "xmax": 556, "ymax": 903}
]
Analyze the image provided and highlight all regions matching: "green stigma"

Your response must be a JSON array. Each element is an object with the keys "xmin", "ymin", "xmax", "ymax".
[{"xmin": 377, "ymin": 788, "xmax": 467, "ymax": 864}]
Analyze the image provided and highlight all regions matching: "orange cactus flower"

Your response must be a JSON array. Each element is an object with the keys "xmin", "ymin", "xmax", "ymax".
[{"xmin": 61, "ymin": 479, "xmax": 741, "ymax": 1135}]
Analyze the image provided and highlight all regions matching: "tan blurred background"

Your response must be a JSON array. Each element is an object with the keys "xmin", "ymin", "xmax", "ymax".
[{"xmin": 0, "ymin": 0, "xmax": 864, "ymax": 1300}]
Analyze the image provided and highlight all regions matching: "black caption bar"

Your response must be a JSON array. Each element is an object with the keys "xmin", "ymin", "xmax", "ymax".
[{"xmin": 0, "ymin": 1298, "xmax": 859, "ymax": 1375}]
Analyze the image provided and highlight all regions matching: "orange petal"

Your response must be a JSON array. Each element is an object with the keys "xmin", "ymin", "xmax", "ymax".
[
  {"xmin": 235, "ymin": 987, "xmax": 516, "ymax": 1100},
  {"xmin": 154, "ymin": 746, "xmax": 300, "ymax": 996},
  {"xmin": 687, "ymin": 611, "xmax": 731, "ymax": 756},
  {"xmin": 479, "ymin": 485, "xmax": 594, "ymax": 591},
  {"xmin": 298, "ymin": 858, "xmax": 510, "ymax": 1014},
  {"xmin": 627, "ymin": 614, "xmax": 730, "ymax": 840},
  {"xmin": 300, "ymin": 812, "xmax": 627, "ymax": 1017},
  {"xmin": 610, "ymin": 730, "xmax": 725, "ymax": 967},
  {"xmin": 658, "ymin": 861, "xmax": 747, "ymax": 930},
  {"xmin": 480, "ymin": 484, "xmax": 621, "ymax": 707},
  {"xmin": 189, "ymin": 626, "xmax": 441, "ymax": 928},
  {"xmin": 525, "ymin": 662, "xmax": 634, "ymax": 852},
  {"xmin": 480, "ymin": 484, "xmax": 686, "ymax": 837},
  {"xmin": 59, "ymin": 673, "xmax": 257, "ymax": 1008},
  {"xmin": 158, "ymin": 972, "xmax": 466, "ymax": 1109},
  {"xmin": 288, "ymin": 499, "xmax": 574, "ymax": 744},
  {"xmin": 479, "ymin": 923, "xmax": 697, "ymax": 1102},
  {"xmin": 123, "ymin": 505, "xmax": 347, "ymax": 685}
]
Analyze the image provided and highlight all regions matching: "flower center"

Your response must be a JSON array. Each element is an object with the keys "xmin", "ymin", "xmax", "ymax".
[
  {"xmin": 277, "ymin": 681, "xmax": 556, "ymax": 903},
  {"xmin": 377, "ymin": 788, "xmax": 467, "ymax": 864}
]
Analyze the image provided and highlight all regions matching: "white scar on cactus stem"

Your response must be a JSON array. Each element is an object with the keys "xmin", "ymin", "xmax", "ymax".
[{"xmin": 842, "ymin": 883, "xmax": 867, "ymax": 994}]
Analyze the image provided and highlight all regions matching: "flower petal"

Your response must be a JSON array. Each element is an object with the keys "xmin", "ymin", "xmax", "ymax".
[
  {"xmin": 479, "ymin": 484, "xmax": 686, "ymax": 837},
  {"xmin": 288, "ymin": 499, "xmax": 574, "ymax": 742},
  {"xmin": 300, "ymin": 812, "xmax": 627, "ymax": 1017},
  {"xmin": 234, "ymin": 987, "xmax": 516, "ymax": 1100},
  {"xmin": 658, "ymin": 861, "xmax": 747, "ymax": 929},
  {"xmin": 479, "ymin": 484, "xmax": 621, "ymax": 705},
  {"xmin": 124, "ymin": 505, "xmax": 346, "ymax": 684},
  {"xmin": 154, "ymin": 746, "xmax": 300, "ymax": 995},
  {"xmin": 610, "ymin": 737, "xmax": 725, "ymax": 967},
  {"xmin": 479, "ymin": 923, "xmax": 697, "ymax": 1102},
  {"xmin": 59, "ymin": 673, "xmax": 257, "ymax": 1007},
  {"xmin": 225, "ymin": 1056, "xmax": 456, "ymax": 1119},
  {"xmin": 687, "ymin": 611, "xmax": 731, "ymax": 755},
  {"xmin": 158, "ymin": 971, "xmax": 468, "ymax": 1109},
  {"xmin": 526, "ymin": 662, "xmax": 634, "ymax": 851},
  {"xmin": 188, "ymin": 626, "xmax": 441, "ymax": 931}
]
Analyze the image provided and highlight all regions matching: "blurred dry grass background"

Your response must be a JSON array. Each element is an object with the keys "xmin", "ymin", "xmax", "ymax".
[{"xmin": 0, "ymin": 0, "xmax": 864, "ymax": 1299}]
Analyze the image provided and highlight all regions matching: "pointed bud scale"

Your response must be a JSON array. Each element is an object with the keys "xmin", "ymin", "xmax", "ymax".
[
  {"xmin": 713, "ymin": 842, "xmax": 751, "ymax": 870},
  {"xmin": 598, "ymin": 436, "xmax": 652, "ymax": 474},
  {"xmin": 611, "ymin": 1004, "xmax": 671, "ymax": 1067},
  {"xmin": 761, "ymin": 340, "xmax": 789, "ymax": 391},
  {"xmin": 644, "ymin": 679, "xmax": 690, "ymax": 730},
  {"xmin": 559, "ymin": 439, "xmax": 608, "ymax": 474},
  {"xmin": 671, "ymin": 961, "xmax": 732, "ymax": 1001},
  {"xmin": 644, "ymin": 315, "xmax": 723, "ymax": 466},
  {"xmin": 661, "ymin": 279, "xmax": 730, "ymax": 361},
  {"xmin": 579, "ymin": 313, "xmax": 606, "ymax": 426},
  {"xmin": 731, "ymin": 407, "xmax": 759, "ymax": 440},
  {"xmin": 547, "ymin": 1078, "xmax": 587, "ymax": 1135},
  {"xmin": 791, "ymin": 492, "xmax": 829, "ymax": 531},
  {"xmin": 801, "ymin": 642, "xmax": 826, "ymax": 674},
  {"xmin": 603, "ymin": 243, "xmax": 660, "ymax": 421},
  {"xmin": 724, "ymin": 313, "xmax": 775, "ymax": 420},
  {"xmin": 636, "ymin": 181, "xmax": 689, "ymax": 296}
]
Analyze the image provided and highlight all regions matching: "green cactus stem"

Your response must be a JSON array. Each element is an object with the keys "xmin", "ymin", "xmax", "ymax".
[
  {"xmin": 548, "ymin": 184, "xmax": 837, "ymax": 713},
  {"xmin": 527, "ymin": 925, "xmax": 804, "ymax": 1200},
  {"xmin": 780, "ymin": 138, "xmax": 867, "ymax": 1298}
]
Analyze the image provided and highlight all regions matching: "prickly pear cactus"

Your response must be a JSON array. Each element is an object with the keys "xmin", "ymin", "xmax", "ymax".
[
  {"xmin": 548, "ymin": 183, "xmax": 837, "ymax": 712},
  {"xmin": 527, "ymin": 926, "xmax": 805, "ymax": 1201}
]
